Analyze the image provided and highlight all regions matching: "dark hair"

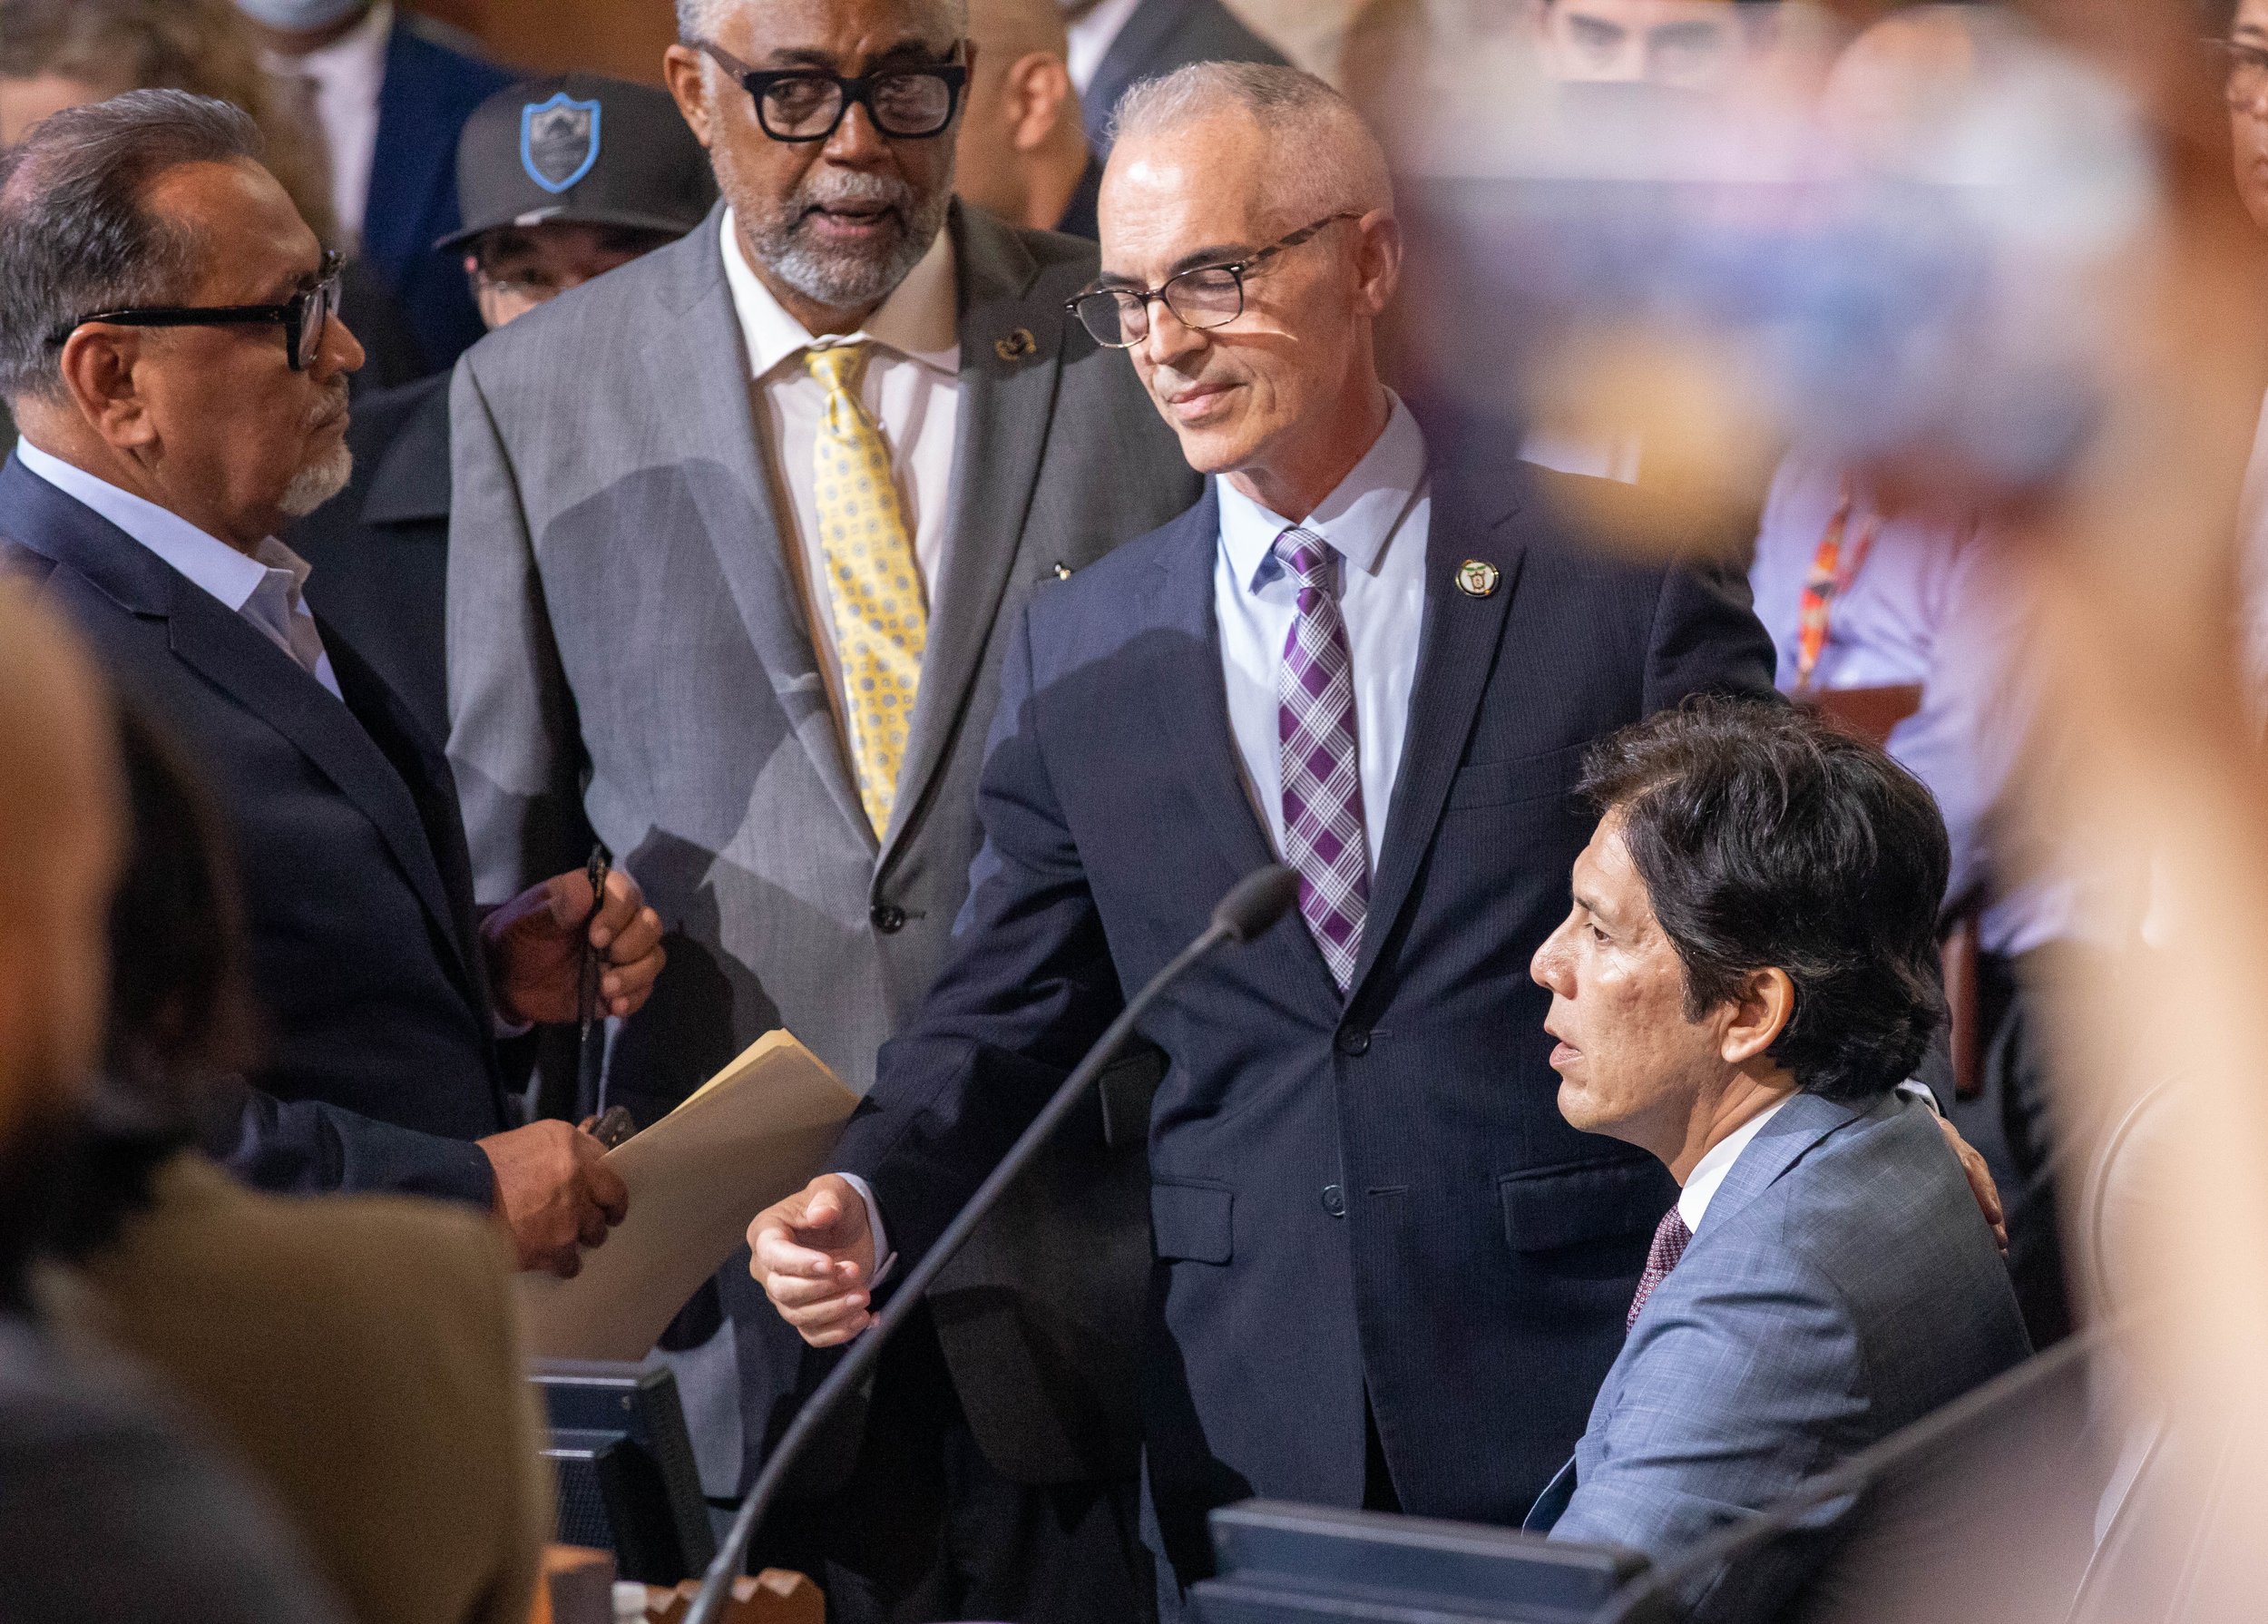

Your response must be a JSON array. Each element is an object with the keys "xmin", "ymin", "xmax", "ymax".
[
  {"xmin": 0, "ymin": 88, "xmax": 261, "ymax": 403},
  {"xmin": 1579, "ymin": 695, "xmax": 1950, "ymax": 1103}
]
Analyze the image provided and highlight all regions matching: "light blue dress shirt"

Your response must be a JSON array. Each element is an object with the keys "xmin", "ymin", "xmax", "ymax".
[
  {"xmin": 1212, "ymin": 396, "xmax": 1432, "ymax": 876},
  {"xmin": 15, "ymin": 439, "xmax": 341, "ymax": 700},
  {"xmin": 1748, "ymin": 454, "xmax": 2068, "ymax": 956}
]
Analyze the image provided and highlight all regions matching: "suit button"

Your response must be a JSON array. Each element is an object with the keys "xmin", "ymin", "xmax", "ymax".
[
  {"xmin": 870, "ymin": 903, "xmax": 906, "ymax": 934},
  {"xmin": 1336, "ymin": 1026, "xmax": 1371, "ymax": 1057},
  {"xmin": 1322, "ymin": 1184, "xmax": 1347, "ymax": 1218}
]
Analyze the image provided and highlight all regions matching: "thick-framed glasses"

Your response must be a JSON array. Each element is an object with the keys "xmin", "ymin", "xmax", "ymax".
[
  {"xmin": 48, "ymin": 249, "xmax": 344, "ymax": 371},
  {"xmin": 1066, "ymin": 213, "xmax": 1360, "ymax": 349},
  {"xmin": 699, "ymin": 40, "xmax": 966, "ymax": 142},
  {"xmin": 2217, "ymin": 37, "xmax": 2268, "ymax": 113}
]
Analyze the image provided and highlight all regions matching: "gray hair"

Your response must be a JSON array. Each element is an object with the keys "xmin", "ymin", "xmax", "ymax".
[
  {"xmin": 674, "ymin": 0, "xmax": 968, "ymax": 44},
  {"xmin": 0, "ymin": 89, "xmax": 261, "ymax": 404},
  {"xmin": 1110, "ymin": 62, "xmax": 1393, "ymax": 222}
]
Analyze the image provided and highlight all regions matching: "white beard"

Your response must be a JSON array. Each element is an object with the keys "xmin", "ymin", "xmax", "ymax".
[{"xmin": 278, "ymin": 440, "xmax": 353, "ymax": 519}]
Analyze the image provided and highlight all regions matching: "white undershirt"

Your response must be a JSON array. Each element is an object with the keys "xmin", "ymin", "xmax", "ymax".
[{"xmin": 1677, "ymin": 1094, "xmax": 1793, "ymax": 1235}]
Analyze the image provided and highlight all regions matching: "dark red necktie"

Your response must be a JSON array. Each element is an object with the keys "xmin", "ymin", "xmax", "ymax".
[{"xmin": 1628, "ymin": 1207, "xmax": 1693, "ymax": 1331}]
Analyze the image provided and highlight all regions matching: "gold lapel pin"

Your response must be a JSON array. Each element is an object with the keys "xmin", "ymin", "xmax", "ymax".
[
  {"xmin": 1051, "ymin": 561, "xmax": 1073, "ymax": 581},
  {"xmin": 1456, "ymin": 559, "xmax": 1501, "ymax": 598},
  {"xmin": 994, "ymin": 328, "xmax": 1037, "ymax": 363}
]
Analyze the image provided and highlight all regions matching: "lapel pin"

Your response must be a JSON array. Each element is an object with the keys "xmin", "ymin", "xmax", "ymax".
[
  {"xmin": 1051, "ymin": 561, "xmax": 1074, "ymax": 581},
  {"xmin": 1456, "ymin": 559, "xmax": 1501, "ymax": 599},
  {"xmin": 994, "ymin": 327, "xmax": 1037, "ymax": 363}
]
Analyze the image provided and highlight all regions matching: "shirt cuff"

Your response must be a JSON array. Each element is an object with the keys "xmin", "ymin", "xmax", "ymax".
[{"xmin": 836, "ymin": 1172, "xmax": 897, "ymax": 1289}]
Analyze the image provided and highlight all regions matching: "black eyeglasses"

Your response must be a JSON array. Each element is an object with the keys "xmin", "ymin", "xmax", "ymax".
[
  {"xmin": 699, "ymin": 41, "xmax": 966, "ymax": 142},
  {"xmin": 1066, "ymin": 214, "xmax": 1361, "ymax": 349},
  {"xmin": 2217, "ymin": 37, "xmax": 2268, "ymax": 113},
  {"xmin": 49, "ymin": 249, "xmax": 344, "ymax": 371}
]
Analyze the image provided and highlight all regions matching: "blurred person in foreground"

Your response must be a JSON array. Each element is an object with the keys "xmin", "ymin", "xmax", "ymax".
[
  {"xmin": 445, "ymin": 0, "xmax": 1200, "ymax": 1615},
  {"xmin": 1065, "ymin": 0, "xmax": 1287, "ymax": 157},
  {"xmin": 1525, "ymin": 699, "xmax": 2029, "ymax": 1619},
  {"xmin": 2215, "ymin": 0, "xmax": 2268, "ymax": 714},
  {"xmin": 288, "ymin": 71, "xmax": 715, "ymax": 744},
  {"xmin": 0, "ymin": 582, "xmax": 347, "ymax": 1624},
  {"xmin": 231, "ymin": 0, "xmax": 511, "ymax": 369},
  {"xmin": 0, "ymin": 91, "xmax": 665, "ymax": 1276},
  {"xmin": 40, "ymin": 702, "xmax": 548, "ymax": 1624},
  {"xmin": 748, "ymin": 59, "xmax": 1781, "ymax": 1616},
  {"xmin": 958, "ymin": 0, "xmax": 1102, "ymax": 238},
  {"xmin": 1533, "ymin": 0, "xmax": 1776, "ymax": 93}
]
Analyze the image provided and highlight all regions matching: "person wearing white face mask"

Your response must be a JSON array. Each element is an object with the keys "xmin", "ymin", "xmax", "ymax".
[{"xmin": 233, "ymin": 0, "xmax": 510, "ymax": 370}]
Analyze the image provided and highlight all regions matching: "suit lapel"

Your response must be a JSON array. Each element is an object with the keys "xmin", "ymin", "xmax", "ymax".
[
  {"xmin": 637, "ymin": 213, "xmax": 874, "ymax": 850},
  {"xmin": 882, "ymin": 205, "xmax": 1062, "ymax": 866},
  {"xmin": 1345, "ymin": 455, "xmax": 1526, "ymax": 997},
  {"xmin": 1139, "ymin": 491, "xmax": 1281, "ymax": 887},
  {"xmin": 0, "ymin": 457, "xmax": 476, "ymax": 990},
  {"xmin": 1696, "ymin": 1091, "xmax": 1879, "ymax": 1239}
]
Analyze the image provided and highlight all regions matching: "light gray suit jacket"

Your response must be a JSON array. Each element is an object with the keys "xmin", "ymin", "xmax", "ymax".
[
  {"xmin": 1538, "ymin": 1091, "xmax": 2031, "ymax": 1620},
  {"xmin": 446, "ymin": 200, "xmax": 1201, "ymax": 1488}
]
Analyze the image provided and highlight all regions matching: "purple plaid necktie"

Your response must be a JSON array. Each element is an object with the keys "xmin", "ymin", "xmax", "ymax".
[
  {"xmin": 1276, "ymin": 527, "xmax": 1369, "ymax": 994},
  {"xmin": 1628, "ymin": 1207, "xmax": 1692, "ymax": 1331}
]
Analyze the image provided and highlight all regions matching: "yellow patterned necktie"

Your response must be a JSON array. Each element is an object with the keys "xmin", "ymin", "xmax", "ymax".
[{"xmin": 806, "ymin": 341, "xmax": 927, "ymax": 836}]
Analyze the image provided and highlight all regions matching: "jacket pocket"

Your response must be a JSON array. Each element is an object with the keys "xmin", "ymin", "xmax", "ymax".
[
  {"xmin": 1499, "ymin": 1157, "xmax": 1671, "ymax": 1253},
  {"xmin": 1151, "ymin": 1179, "xmax": 1233, "ymax": 1264},
  {"xmin": 1446, "ymin": 742, "xmax": 1589, "ymax": 813}
]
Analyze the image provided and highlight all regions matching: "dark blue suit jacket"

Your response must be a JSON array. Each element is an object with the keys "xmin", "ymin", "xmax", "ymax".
[
  {"xmin": 831, "ymin": 450, "xmax": 1780, "ymax": 1589},
  {"xmin": 0, "ymin": 455, "xmax": 503, "ymax": 1205},
  {"xmin": 365, "ymin": 17, "xmax": 511, "ymax": 372},
  {"xmin": 1083, "ymin": 0, "xmax": 1288, "ymax": 152}
]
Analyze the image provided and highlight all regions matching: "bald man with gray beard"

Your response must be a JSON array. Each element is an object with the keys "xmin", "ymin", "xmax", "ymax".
[{"xmin": 445, "ymin": 0, "xmax": 1201, "ymax": 1618}]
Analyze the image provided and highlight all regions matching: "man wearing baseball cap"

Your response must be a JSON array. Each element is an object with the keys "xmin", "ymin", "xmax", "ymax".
[{"xmin": 288, "ymin": 72, "xmax": 715, "ymax": 742}]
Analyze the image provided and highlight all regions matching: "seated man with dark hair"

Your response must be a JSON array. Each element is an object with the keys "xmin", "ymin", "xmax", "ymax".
[{"xmin": 1523, "ymin": 696, "xmax": 2031, "ymax": 1620}]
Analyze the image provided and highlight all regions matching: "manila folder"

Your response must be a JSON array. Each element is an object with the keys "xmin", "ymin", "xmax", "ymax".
[{"xmin": 515, "ymin": 1031, "xmax": 859, "ymax": 1361}]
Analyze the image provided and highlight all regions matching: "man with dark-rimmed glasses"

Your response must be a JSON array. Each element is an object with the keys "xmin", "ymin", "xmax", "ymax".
[
  {"xmin": 0, "ymin": 91, "xmax": 670, "ymax": 1282},
  {"xmin": 751, "ymin": 57, "xmax": 1777, "ymax": 1621},
  {"xmin": 444, "ymin": 0, "xmax": 1200, "ymax": 1619}
]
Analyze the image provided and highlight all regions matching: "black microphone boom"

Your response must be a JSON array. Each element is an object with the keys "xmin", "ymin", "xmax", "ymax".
[{"xmin": 685, "ymin": 862, "xmax": 1300, "ymax": 1624}]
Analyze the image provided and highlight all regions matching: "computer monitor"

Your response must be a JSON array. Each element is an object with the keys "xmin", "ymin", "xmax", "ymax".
[
  {"xmin": 531, "ymin": 1357, "xmax": 718, "ymax": 1584},
  {"xmin": 1190, "ymin": 1500, "xmax": 1647, "ymax": 1624}
]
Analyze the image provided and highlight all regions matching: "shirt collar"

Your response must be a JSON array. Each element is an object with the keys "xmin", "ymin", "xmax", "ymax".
[
  {"xmin": 719, "ymin": 207, "xmax": 960, "ymax": 382},
  {"xmin": 1217, "ymin": 396, "xmax": 1429, "ymax": 593},
  {"xmin": 15, "ymin": 437, "xmax": 305, "ymax": 616},
  {"xmin": 1677, "ymin": 1092, "xmax": 1795, "ymax": 1235},
  {"xmin": 269, "ymin": 0, "xmax": 393, "ymax": 85}
]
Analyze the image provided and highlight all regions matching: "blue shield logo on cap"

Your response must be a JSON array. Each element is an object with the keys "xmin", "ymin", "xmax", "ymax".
[{"xmin": 521, "ymin": 93, "xmax": 601, "ymax": 194}]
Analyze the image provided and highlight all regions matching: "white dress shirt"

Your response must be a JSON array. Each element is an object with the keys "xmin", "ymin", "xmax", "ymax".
[
  {"xmin": 1066, "ymin": 0, "xmax": 1146, "ymax": 93},
  {"xmin": 1214, "ymin": 397, "xmax": 1431, "ymax": 875},
  {"xmin": 719, "ymin": 209, "xmax": 962, "ymax": 741},
  {"xmin": 15, "ymin": 439, "xmax": 339, "ymax": 699},
  {"xmin": 840, "ymin": 405, "xmax": 1431, "ymax": 1288},
  {"xmin": 268, "ymin": 0, "xmax": 392, "ymax": 242},
  {"xmin": 1677, "ymin": 1094, "xmax": 1792, "ymax": 1235}
]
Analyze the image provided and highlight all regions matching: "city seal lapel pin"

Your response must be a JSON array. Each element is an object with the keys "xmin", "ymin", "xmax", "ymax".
[{"xmin": 1456, "ymin": 558, "xmax": 1501, "ymax": 598}]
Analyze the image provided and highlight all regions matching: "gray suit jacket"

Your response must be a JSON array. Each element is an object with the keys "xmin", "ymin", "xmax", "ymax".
[
  {"xmin": 446, "ymin": 201, "xmax": 1201, "ymax": 1488},
  {"xmin": 1540, "ymin": 1091, "xmax": 2030, "ymax": 1620}
]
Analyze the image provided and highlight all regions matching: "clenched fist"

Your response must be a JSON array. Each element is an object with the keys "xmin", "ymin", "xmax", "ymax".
[{"xmin": 748, "ymin": 1175, "xmax": 878, "ymax": 1347}]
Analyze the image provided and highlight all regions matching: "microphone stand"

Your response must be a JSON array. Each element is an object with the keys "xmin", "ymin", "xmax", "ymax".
[{"xmin": 685, "ymin": 864, "xmax": 1299, "ymax": 1624}]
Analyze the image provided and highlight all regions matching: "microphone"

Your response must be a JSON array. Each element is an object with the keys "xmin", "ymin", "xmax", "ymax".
[{"xmin": 686, "ymin": 863, "xmax": 1300, "ymax": 1624}]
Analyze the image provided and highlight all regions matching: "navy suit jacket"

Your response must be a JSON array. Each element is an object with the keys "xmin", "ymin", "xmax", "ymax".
[
  {"xmin": 830, "ymin": 450, "xmax": 1780, "ymax": 1588},
  {"xmin": 0, "ymin": 455, "xmax": 503, "ymax": 1205},
  {"xmin": 1540, "ymin": 1092, "xmax": 2032, "ymax": 1621},
  {"xmin": 366, "ymin": 17, "xmax": 511, "ymax": 372},
  {"xmin": 1083, "ymin": 0, "xmax": 1288, "ymax": 152}
]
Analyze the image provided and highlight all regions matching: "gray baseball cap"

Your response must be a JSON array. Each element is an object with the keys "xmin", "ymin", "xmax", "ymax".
[{"xmin": 437, "ymin": 73, "xmax": 718, "ymax": 251}]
